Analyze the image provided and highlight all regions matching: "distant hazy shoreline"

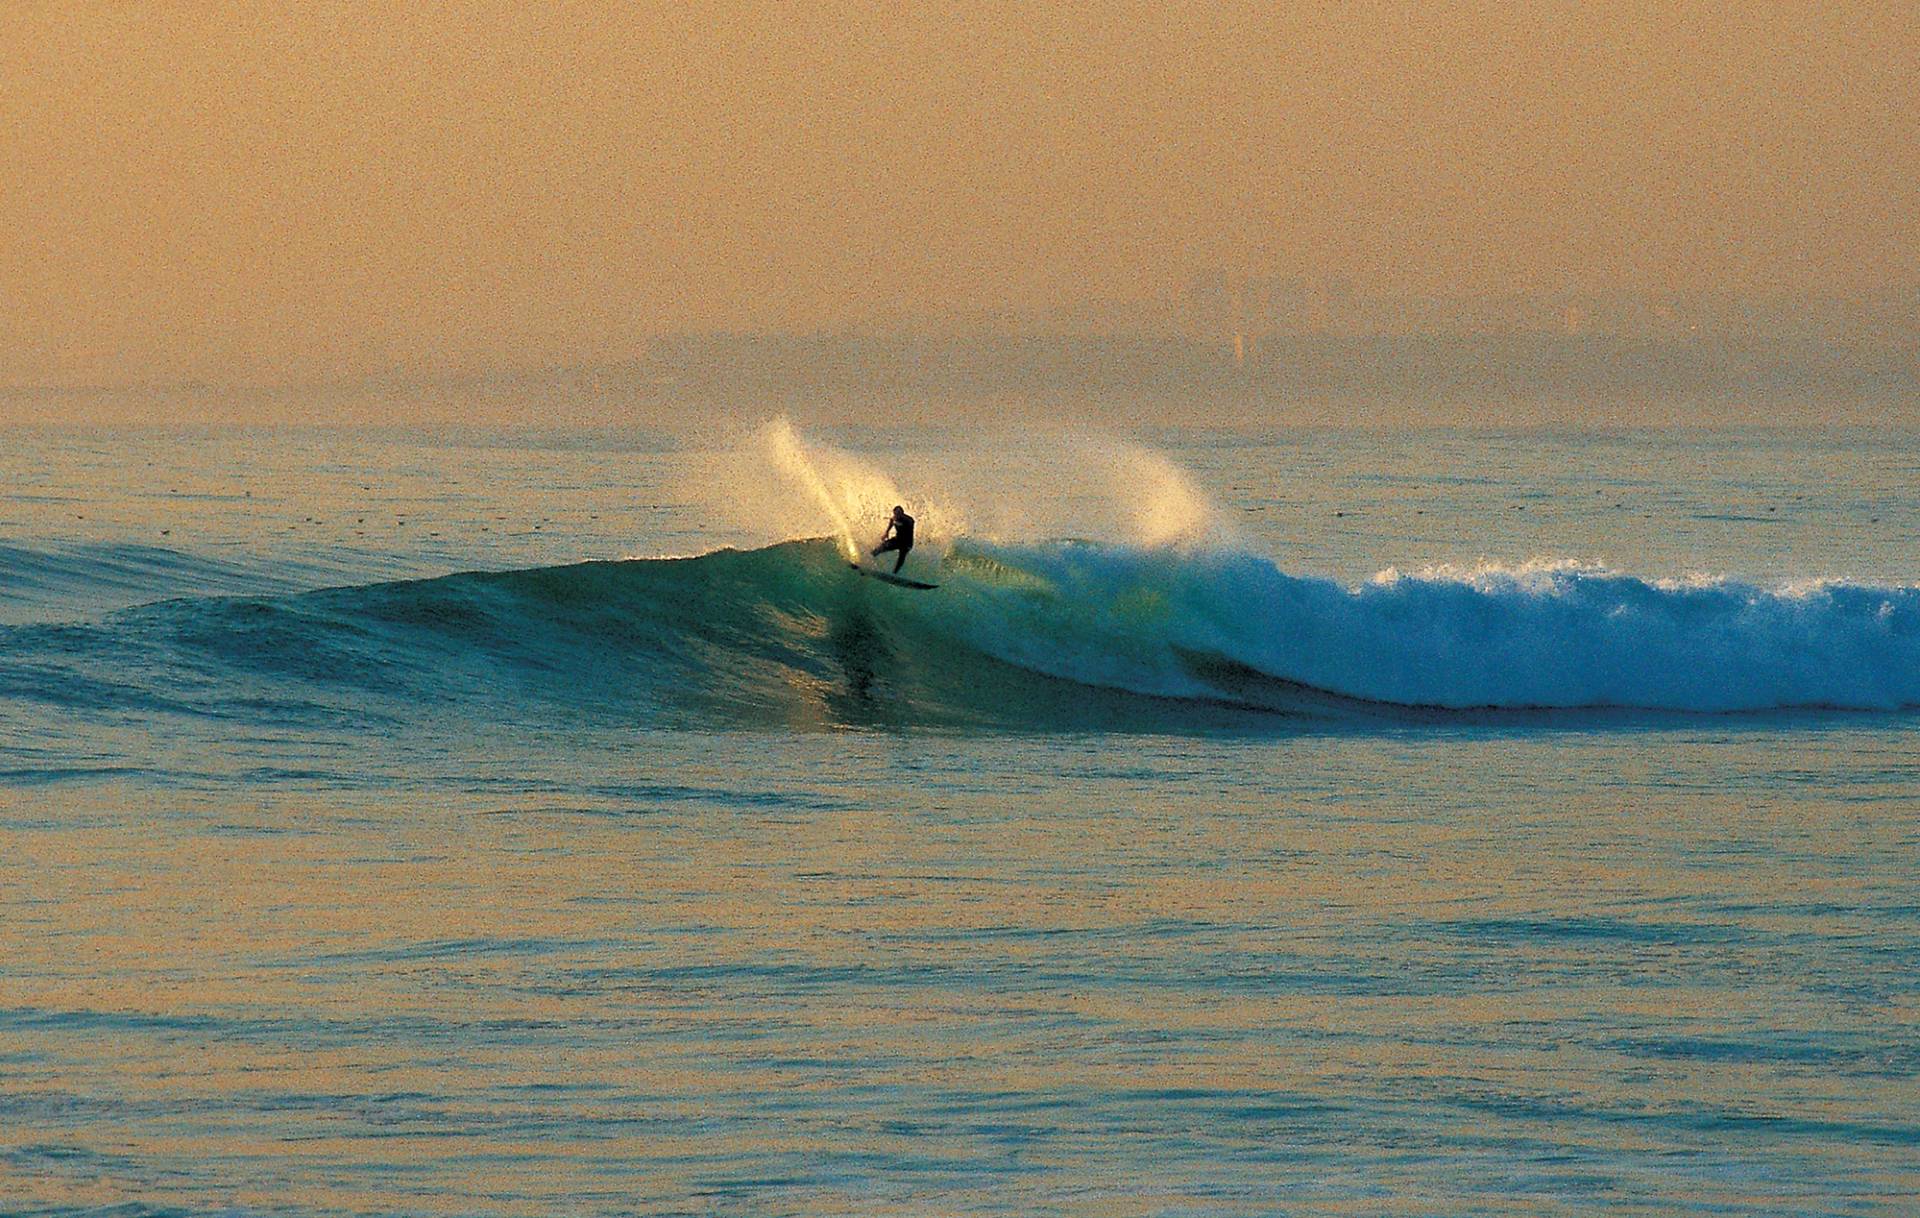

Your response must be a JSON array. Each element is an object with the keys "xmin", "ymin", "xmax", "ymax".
[{"xmin": 4, "ymin": 326, "xmax": 1916, "ymax": 429}]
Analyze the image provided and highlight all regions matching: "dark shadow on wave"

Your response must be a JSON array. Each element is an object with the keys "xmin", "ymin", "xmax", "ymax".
[{"xmin": 1169, "ymin": 644, "xmax": 1920, "ymax": 737}]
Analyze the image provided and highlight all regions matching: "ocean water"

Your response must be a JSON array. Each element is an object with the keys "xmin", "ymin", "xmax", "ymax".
[{"xmin": 2, "ymin": 419, "xmax": 1918, "ymax": 1216}]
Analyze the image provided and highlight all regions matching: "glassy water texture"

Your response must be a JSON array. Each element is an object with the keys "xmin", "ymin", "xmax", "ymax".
[{"xmin": 2, "ymin": 423, "xmax": 1917, "ymax": 1215}]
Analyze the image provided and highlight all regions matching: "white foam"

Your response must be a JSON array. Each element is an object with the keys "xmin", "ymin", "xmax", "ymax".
[
  {"xmin": 722, "ymin": 421, "xmax": 1920, "ymax": 712},
  {"xmin": 932, "ymin": 540, "xmax": 1920, "ymax": 712}
]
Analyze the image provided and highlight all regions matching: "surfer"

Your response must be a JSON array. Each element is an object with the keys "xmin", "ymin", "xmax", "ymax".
[{"xmin": 871, "ymin": 505, "xmax": 915, "ymax": 573}]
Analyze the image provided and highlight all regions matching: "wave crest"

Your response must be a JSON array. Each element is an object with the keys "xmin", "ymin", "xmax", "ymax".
[{"xmin": 10, "ymin": 538, "xmax": 1919, "ymax": 728}]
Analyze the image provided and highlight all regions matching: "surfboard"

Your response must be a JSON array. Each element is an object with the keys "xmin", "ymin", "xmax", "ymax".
[{"xmin": 849, "ymin": 562, "xmax": 939, "ymax": 590}]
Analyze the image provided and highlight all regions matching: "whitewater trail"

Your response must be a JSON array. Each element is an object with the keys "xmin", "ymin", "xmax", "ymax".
[
  {"xmin": 933, "ymin": 540, "xmax": 1920, "ymax": 712},
  {"xmin": 731, "ymin": 423, "xmax": 1920, "ymax": 713}
]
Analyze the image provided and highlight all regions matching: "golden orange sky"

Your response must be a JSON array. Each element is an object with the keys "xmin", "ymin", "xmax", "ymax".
[{"xmin": 3, "ymin": 1, "xmax": 1915, "ymax": 387}]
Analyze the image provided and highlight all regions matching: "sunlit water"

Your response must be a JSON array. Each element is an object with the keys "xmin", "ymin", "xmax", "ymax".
[{"xmin": 3, "ymin": 422, "xmax": 1917, "ymax": 1216}]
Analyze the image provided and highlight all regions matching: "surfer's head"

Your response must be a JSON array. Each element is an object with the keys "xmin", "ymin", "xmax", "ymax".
[{"xmin": 892, "ymin": 505, "xmax": 905, "ymax": 517}]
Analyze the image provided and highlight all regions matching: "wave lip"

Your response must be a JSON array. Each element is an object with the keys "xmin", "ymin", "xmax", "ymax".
[
  {"xmin": 918, "ymin": 543, "xmax": 1920, "ymax": 714},
  {"xmin": 1270, "ymin": 559, "xmax": 1920, "ymax": 711}
]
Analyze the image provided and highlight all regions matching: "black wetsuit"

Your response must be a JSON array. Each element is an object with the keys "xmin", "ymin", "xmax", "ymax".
[{"xmin": 872, "ymin": 511, "xmax": 915, "ymax": 572}]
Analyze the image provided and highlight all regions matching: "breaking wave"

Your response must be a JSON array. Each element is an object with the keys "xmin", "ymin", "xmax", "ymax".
[{"xmin": 5, "ymin": 537, "xmax": 1919, "ymax": 732}]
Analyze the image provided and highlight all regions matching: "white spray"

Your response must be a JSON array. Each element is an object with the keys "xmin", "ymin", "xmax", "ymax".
[
  {"xmin": 749, "ymin": 416, "xmax": 1218, "ymax": 557},
  {"xmin": 757, "ymin": 418, "xmax": 930, "ymax": 563}
]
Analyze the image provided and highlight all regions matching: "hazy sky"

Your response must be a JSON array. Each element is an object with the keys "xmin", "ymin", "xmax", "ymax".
[{"xmin": 4, "ymin": 2, "xmax": 1915, "ymax": 386}]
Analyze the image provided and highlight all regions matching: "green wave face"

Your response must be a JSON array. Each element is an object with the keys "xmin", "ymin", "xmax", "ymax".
[{"xmin": 41, "ymin": 539, "xmax": 1283, "ymax": 735}]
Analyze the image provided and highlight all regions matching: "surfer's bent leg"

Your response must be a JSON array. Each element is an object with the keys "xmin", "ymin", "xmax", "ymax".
[{"xmin": 872, "ymin": 537, "xmax": 907, "ymax": 569}]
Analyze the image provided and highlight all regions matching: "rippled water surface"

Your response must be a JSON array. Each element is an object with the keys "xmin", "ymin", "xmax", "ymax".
[{"xmin": 3, "ymin": 423, "xmax": 1917, "ymax": 1215}]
